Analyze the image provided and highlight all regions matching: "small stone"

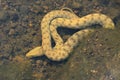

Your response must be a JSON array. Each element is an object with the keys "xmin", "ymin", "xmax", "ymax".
[
  {"xmin": 32, "ymin": 73, "xmax": 43, "ymax": 79},
  {"xmin": 36, "ymin": 60, "xmax": 41, "ymax": 64},
  {"xmin": 35, "ymin": 1, "xmax": 41, "ymax": 4},
  {"xmin": 8, "ymin": 29, "xmax": 15, "ymax": 35},
  {"xmin": 29, "ymin": 21, "xmax": 33, "ymax": 27},
  {"xmin": 72, "ymin": 2, "xmax": 81, "ymax": 8}
]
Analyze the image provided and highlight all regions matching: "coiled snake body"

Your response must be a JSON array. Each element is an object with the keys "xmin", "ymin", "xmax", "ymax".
[{"xmin": 26, "ymin": 9, "xmax": 115, "ymax": 61}]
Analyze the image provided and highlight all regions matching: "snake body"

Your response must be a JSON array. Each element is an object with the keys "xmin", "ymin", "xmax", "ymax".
[{"xmin": 26, "ymin": 9, "xmax": 115, "ymax": 61}]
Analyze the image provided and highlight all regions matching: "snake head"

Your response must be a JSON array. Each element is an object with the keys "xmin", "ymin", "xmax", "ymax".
[{"xmin": 26, "ymin": 46, "xmax": 44, "ymax": 58}]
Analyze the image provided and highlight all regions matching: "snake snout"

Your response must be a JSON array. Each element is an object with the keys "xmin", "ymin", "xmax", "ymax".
[{"xmin": 26, "ymin": 46, "xmax": 44, "ymax": 58}]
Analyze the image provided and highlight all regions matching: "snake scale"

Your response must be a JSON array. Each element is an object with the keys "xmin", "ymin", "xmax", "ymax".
[{"xmin": 26, "ymin": 9, "xmax": 115, "ymax": 61}]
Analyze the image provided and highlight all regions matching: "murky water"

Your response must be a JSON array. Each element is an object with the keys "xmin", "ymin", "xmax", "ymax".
[{"xmin": 0, "ymin": 0, "xmax": 120, "ymax": 80}]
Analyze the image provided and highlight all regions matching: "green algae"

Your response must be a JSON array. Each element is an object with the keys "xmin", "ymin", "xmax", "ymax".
[{"xmin": 0, "ymin": 56, "xmax": 33, "ymax": 80}]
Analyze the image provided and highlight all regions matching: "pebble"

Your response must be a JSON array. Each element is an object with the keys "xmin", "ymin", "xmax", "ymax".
[
  {"xmin": 36, "ymin": 60, "xmax": 42, "ymax": 64},
  {"xmin": 8, "ymin": 29, "xmax": 15, "ymax": 35}
]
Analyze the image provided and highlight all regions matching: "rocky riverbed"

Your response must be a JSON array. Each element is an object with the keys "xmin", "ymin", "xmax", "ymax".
[{"xmin": 0, "ymin": 0, "xmax": 120, "ymax": 80}]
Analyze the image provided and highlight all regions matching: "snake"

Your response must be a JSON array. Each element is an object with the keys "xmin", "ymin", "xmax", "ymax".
[{"xmin": 26, "ymin": 9, "xmax": 115, "ymax": 61}]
